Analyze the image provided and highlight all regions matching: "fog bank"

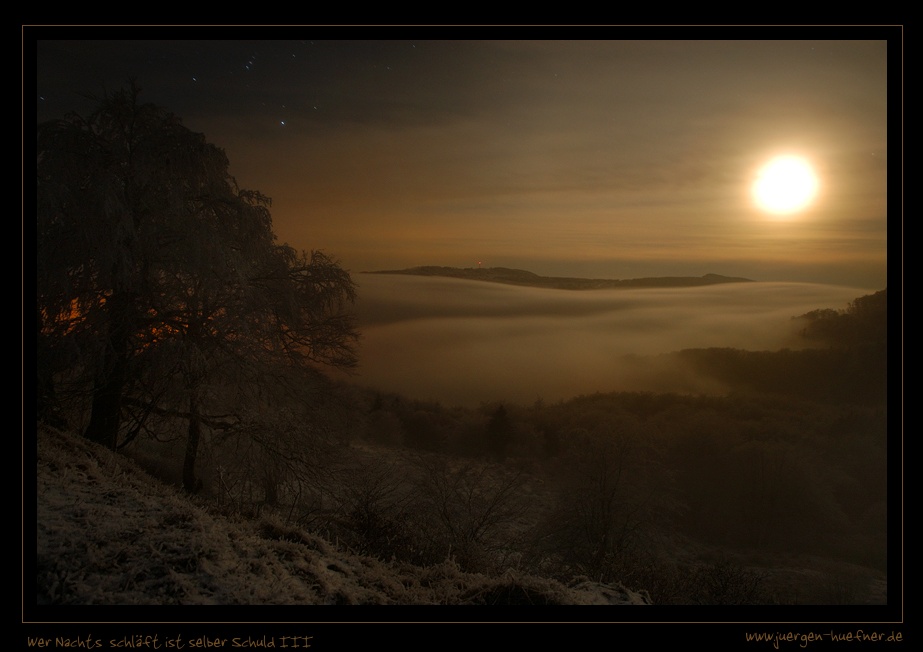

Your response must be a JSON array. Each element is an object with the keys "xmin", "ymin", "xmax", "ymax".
[{"xmin": 343, "ymin": 275, "xmax": 878, "ymax": 407}]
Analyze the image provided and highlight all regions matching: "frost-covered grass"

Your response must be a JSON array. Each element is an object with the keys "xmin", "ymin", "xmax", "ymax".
[{"xmin": 34, "ymin": 423, "xmax": 651, "ymax": 606}]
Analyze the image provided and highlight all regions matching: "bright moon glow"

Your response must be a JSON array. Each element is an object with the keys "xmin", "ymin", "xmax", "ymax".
[{"xmin": 752, "ymin": 155, "xmax": 819, "ymax": 215}]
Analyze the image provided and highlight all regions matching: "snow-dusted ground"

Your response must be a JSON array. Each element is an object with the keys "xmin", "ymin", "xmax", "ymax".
[{"xmin": 33, "ymin": 424, "xmax": 651, "ymax": 607}]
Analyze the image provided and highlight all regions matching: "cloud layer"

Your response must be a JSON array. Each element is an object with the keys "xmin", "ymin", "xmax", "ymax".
[{"xmin": 343, "ymin": 275, "xmax": 877, "ymax": 406}]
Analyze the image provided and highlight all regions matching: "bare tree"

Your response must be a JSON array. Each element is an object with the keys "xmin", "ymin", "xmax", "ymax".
[
  {"xmin": 533, "ymin": 430, "xmax": 651, "ymax": 583},
  {"xmin": 412, "ymin": 455, "xmax": 527, "ymax": 573},
  {"xmin": 37, "ymin": 82, "xmax": 359, "ymax": 490}
]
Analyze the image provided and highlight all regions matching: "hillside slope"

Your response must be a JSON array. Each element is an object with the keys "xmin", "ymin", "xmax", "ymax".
[
  {"xmin": 365, "ymin": 266, "xmax": 754, "ymax": 290},
  {"xmin": 32, "ymin": 423, "xmax": 651, "ymax": 606}
]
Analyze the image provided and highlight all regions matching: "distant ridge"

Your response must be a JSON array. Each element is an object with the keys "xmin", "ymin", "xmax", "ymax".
[{"xmin": 363, "ymin": 266, "xmax": 755, "ymax": 290}]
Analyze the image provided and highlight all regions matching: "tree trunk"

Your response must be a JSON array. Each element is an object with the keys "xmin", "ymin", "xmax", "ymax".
[
  {"xmin": 37, "ymin": 309, "xmax": 68, "ymax": 430},
  {"xmin": 262, "ymin": 470, "xmax": 279, "ymax": 507},
  {"xmin": 83, "ymin": 366, "xmax": 125, "ymax": 449},
  {"xmin": 183, "ymin": 394, "xmax": 202, "ymax": 494},
  {"xmin": 83, "ymin": 290, "xmax": 135, "ymax": 449}
]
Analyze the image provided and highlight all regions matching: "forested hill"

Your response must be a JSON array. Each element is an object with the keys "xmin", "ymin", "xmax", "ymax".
[{"xmin": 364, "ymin": 266, "xmax": 754, "ymax": 290}]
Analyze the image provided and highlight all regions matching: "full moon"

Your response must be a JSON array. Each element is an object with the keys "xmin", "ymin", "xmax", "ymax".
[{"xmin": 752, "ymin": 155, "xmax": 819, "ymax": 215}]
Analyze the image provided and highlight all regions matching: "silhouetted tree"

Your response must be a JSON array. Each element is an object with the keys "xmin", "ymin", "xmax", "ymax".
[
  {"xmin": 486, "ymin": 404, "xmax": 513, "ymax": 460},
  {"xmin": 37, "ymin": 82, "xmax": 358, "ymax": 490},
  {"xmin": 412, "ymin": 456, "xmax": 526, "ymax": 572},
  {"xmin": 534, "ymin": 430, "xmax": 651, "ymax": 583}
]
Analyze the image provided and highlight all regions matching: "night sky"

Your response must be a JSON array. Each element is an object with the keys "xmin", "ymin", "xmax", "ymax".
[{"xmin": 32, "ymin": 33, "xmax": 893, "ymax": 289}]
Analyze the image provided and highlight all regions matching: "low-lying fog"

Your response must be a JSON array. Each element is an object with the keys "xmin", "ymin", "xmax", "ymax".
[{"xmin": 342, "ymin": 274, "xmax": 879, "ymax": 407}]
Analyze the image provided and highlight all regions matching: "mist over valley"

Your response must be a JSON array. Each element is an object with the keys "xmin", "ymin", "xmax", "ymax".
[{"xmin": 346, "ymin": 274, "xmax": 879, "ymax": 406}]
